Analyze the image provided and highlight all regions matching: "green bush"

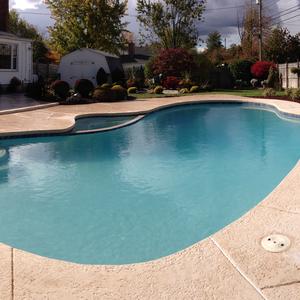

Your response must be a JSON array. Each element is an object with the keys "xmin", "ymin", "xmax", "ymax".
[
  {"xmin": 101, "ymin": 83, "xmax": 112, "ymax": 89},
  {"xmin": 96, "ymin": 68, "xmax": 108, "ymax": 85},
  {"xmin": 51, "ymin": 80, "xmax": 70, "ymax": 99},
  {"xmin": 229, "ymin": 60, "xmax": 253, "ymax": 82},
  {"xmin": 190, "ymin": 86, "xmax": 201, "ymax": 93},
  {"xmin": 128, "ymin": 87, "xmax": 138, "ymax": 94},
  {"xmin": 154, "ymin": 86, "xmax": 164, "ymax": 94},
  {"xmin": 291, "ymin": 67, "xmax": 300, "ymax": 75},
  {"xmin": 291, "ymin": 88, "xmax": 300, "ymax": 101},
  {"xmin": 263, "ymin": 88, "xmax": 276, "ymax": 97},
  {"xmin": 111, "ymin": 85, "xmax": 128, "ymax": 101},
  {"xmin": 74, "ymin": 79, "xmax": 94, "ymax": 97},
  {"xmin": 266, "ymin": 67, "xmax": 280, "ymax": 89},
  {"xmin": 92, "ymin": 87, "xmax": 113, "ymax": 102},
  {"xmin": 285, "ymin": 88, "xmax": 294, "ymax": 99},
  {"xmin": 179, "ymin": 88, "xmax": 190, "ymax": 94}
]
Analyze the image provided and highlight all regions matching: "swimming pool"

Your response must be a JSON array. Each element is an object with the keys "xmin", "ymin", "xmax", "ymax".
[{"xmin": 0, "ymin": 102, "xmax": 300, "ymax": 265}]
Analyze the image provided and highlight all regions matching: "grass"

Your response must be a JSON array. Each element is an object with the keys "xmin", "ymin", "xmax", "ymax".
[{"xmin": 132, "ymin": 89, "xmax": 286, "ymax": 100}]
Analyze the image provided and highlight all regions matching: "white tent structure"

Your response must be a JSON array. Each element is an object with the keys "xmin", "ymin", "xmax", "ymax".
[{"xmin": 58, "ymin": 48, "xmax": 123, "ymax": 87}]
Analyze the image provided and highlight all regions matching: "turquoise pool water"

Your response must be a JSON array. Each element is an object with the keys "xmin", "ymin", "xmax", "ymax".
[{"xmin": 0, "ymin": 103, "xmax": 300, "ymax": 265}]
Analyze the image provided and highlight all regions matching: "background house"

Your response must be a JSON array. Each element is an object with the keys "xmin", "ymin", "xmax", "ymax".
[
  {"xmin": 0, "ymin": 0, "xmax": 33, "ymax": 86},
  {"xmin": 58, "ymin": 48, "xmax": 124, "ymax": 87}
]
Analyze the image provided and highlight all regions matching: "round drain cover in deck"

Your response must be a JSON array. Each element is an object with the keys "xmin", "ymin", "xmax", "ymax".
[{"xmin": 261, "ymin": 234, "xmax": 291, "ymax": 253}]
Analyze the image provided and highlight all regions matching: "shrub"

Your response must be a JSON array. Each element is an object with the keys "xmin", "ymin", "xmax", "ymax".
[
  {"xmin": 6, "ymin": 77, "xmax": 22, "ymax": 93},
  {"xmin": 92, "ymin": 87, "xmax": 113, "ymax": 102},
  {"xmin": 285, "ymin": 88, "xmax": 294, "ymax": 99},
  {"xmin": 250, "ymin": 78, "xmax": 259, "ymax": 88},
  {"xmin": 111, "ymin": 85, "xmax": 128, "ymax": 101},
  {"xmin": 51, "ymin": 80, "xmax": 70, "ymax": 99},
  {"xmin": 162, "ymin": 76, "xmax": 180, "ymax": 90},
  {"xmin": 26, "ymin": 81, "xmax": 44, "ymax": 99},
  {"xmin": 179, "ymin": 78, "xmax": 195, "ymax": 89},
  {"xmin": 291, "ymin": 67, "xmax": 300, "ymax": 76},
  {"xmin": 111, "ymin": 67, "xmax": 125, "ymax": 83},
  {"xmin": 128, "ymin": 87, "xmax": 138, "ymax": 94},
  {"xmin": 152, "ymin": 48, "xmax": 195, "ymax": 77},
  {"xmin": 251, "ymin": 61, "xmax": 275, "ymax": 80},
  {"xmin": 101, "ymin": 83, "xmax": 112, "ymax": 89},
  {"xmin": 190, "ymin": 86, "xmax": 201, "ymax": 93},
  {"xmin": 263, "ymin": 88, "xmax": 276, "ymax": 97},
  {"xmin": 144, "ymin": 57, "xmax": 155, "ymax": 79},
  {"xmin": 96, "ymin": 68, "xmax": 108, "ymax": 85},
  {"xmin": 154, "ymin": 86, "xmax": 164, "ymax": 94},
  {"xmin": 179, "ymin": 88, "xmax": 189, "ymax": 94},
  {"xmin": 229, "ymin": 60, "xmax": 253, "ymax": 82},
  {"xmin": 125, "ymin": 66, "xmax": 145, "ymax": 88},
  {"xmin": 190, "ymin": 52, "xmax": 214, "ymax": 84},
  {"xmin": 235, "ymin": 79, "xmax": 249, "ymax": 89},
  {"xmin": 291, "ymin": 88, "xmax": 300, "ymax": 101},
  {"xmin": 74, "ymin": 79, "xmax": 94, "ymax": 98},
  {"xmin": 266, "ymin": 66, "xmax": 280, "ymax": 89}
]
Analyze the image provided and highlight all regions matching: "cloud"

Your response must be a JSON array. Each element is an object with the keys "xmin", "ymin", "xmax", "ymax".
[
  {"xmin": 13, "ymin": 0, "xmax": 300, "ymax": 43},
  {"xmin": 11, "ymin": 0, "xmax": 44, "ymax": 10}
]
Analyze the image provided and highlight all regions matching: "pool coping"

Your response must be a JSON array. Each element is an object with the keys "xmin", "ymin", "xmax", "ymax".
[{"xmin": 0, "ymin": 94, "xmax": 300, "ymax": 299}]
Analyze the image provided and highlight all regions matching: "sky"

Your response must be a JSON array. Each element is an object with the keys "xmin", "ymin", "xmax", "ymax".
[{"xmin": 10, "ymin": 0, "xmax": 300, "ymax": 47}]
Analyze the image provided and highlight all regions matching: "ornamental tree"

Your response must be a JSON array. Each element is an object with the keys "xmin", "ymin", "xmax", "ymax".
[
  {"xmin": 152, "ymin": 48, "xmax": 195, "ymax": 77},
  {"xmin": 251, "ymin": 61, "xmax": 275, "ymax": 80}
]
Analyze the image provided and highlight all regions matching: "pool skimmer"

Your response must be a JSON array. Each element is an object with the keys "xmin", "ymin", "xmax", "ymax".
[{"xmin": 261, "ymin": 234, "xmax": 291, "ymax": 253}]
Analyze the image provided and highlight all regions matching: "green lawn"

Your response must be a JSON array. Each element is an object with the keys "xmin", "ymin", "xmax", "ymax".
[{"xmin": 133, "ymin": 89, "xmax": 286, "ymax": 100}]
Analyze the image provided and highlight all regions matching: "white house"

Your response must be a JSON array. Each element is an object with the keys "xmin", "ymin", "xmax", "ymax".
[
  {"xmin": 58, "ymin": 48, "xmax": 123, "ymax": 87},
  {"xmin": 0, "ymin": 31, "xmax": 33, "ymax": 86}
]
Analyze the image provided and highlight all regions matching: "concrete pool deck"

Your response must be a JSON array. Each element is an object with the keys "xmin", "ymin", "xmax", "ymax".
[{"xmin": 0, "ymin": 94, "xmax": 299, "ymax": 299}]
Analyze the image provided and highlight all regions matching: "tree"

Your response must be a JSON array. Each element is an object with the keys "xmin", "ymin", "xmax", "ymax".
[
  {"xmin": 46, "ymin": 0, "xmax": 128, "ymax": 55},
  {"xmin": 8, "ymin": 10, "xmax": 48, "ymax": 62},
  {"xmin": 265, "ymin": 27, "xmax": 289, "ymax": 63},
  {"xmin": 238, "ymin": 4, "xmax": 271, "ymax": 59},
  {"xmin": 136, "ymin": 0, "xmax": 206, "ymax": 49},
  {"xmin": 152, "ymin": 48, "xmax": 195, "ymax": 77},
  {"xmin": 265, "ymin": 27, "xmax": 300, "ymax": 63},
  {"xmin": 206, "ymin": 31, "xmax": 222, "ymax": 52}
]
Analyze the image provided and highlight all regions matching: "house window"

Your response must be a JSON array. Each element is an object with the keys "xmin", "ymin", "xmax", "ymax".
[{"xmin": 0, "ymin": 44, "xmax": 18, "ymax": 70}]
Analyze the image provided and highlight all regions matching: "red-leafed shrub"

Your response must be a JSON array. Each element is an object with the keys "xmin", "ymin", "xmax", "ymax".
[
  {"xmin": 251, "ymin": 61, "xmax": 276, "ymax": 80},
  {"xmin": 152, "ymin": 48, "xmax": 195, "ymax": 77},
  {"xmin": 162, "ymin": 76, "xmax": 180, "ymax": 89},
  {"xmin": 51, "ymin": 80, "xmax": 70, "ymax": 99},
  {"xmin": 75, "ymin": 79, "xmax": 94, "ymax": 97}
]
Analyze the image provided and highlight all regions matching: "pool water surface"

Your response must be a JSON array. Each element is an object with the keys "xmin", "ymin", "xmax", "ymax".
[{"xmin": 0, "ymin": 103, "xmax": 300, "ymax": 264}]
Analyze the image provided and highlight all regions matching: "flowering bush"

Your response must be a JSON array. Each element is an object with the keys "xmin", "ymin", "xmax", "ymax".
[
  {"xmin": 152, "ymin": 48, "xmax": 195, "ymax": 77},
  {"xmin": 251, "ymin": 61, "xmax": 275, "ymax": 80},
  {"xmin": 162, "ymin": 76, "xmax": 180, "ymax": 89}
]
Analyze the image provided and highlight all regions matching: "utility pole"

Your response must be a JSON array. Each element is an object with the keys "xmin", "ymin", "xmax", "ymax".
[{"xmin": 256, "ymin": 0, "xmax": 263, "ymax": 61}]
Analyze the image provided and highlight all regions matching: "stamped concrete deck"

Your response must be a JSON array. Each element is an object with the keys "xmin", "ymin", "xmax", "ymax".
[{"xmin": 0, "ymin": 94, "xmax": 300, "ymax": 299}]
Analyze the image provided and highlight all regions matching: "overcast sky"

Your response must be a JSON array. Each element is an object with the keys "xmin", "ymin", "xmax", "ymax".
[{"xmin": 10, "ymin": 0, "xmax": 300, "ymax": 47}]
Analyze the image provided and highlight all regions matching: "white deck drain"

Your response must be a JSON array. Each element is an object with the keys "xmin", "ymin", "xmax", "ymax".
[{"xmin": 261, "ymin": 234, "xmax": 291, "ymax": 253}]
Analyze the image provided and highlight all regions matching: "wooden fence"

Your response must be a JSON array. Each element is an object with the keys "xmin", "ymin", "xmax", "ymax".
[
  {"xmin": 33, "ymin": 63, "xmax": 58, "ymax": 79},
  {"xmin": 278, "ymin": 61, "xmax": 300, "ymax": 89}
]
